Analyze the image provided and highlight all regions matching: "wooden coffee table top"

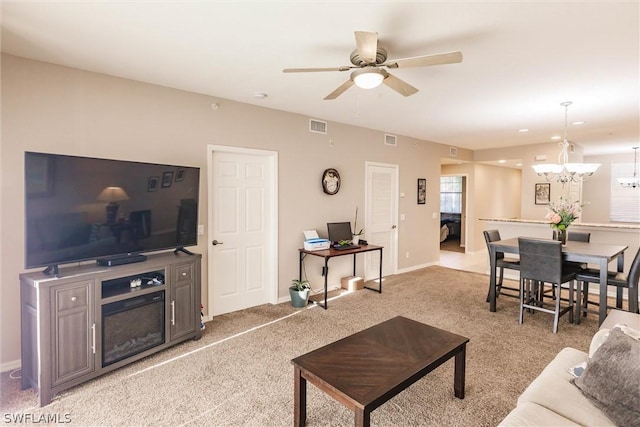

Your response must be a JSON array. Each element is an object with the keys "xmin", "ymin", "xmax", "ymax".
[{"xmin": 291, "ymin": 316, "xmax": 469, "ymax": 408}]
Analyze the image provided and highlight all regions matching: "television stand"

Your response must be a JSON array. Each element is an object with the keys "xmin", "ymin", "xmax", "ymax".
[
  {"xmin": 20, "ymin": 251, "xmax": 202, "ymax": 406},
  {"xmin": 97, "ymin": 253, "xmax": 147, "ymax": 267}
]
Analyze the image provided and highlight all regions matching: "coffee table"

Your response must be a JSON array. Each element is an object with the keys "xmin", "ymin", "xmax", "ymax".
[{"xmin": 291, "ymin": 316, "xmax": 470, "ymax": 427}]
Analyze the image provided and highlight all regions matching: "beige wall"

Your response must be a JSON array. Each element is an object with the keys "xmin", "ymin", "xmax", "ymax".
[
  {"xmin": 1, "ymin": 54, "xmax": 476, "ymax": 366},
  {"xmin": 582, "ymin": 153, "xmax": 634, "ymax": 224}
]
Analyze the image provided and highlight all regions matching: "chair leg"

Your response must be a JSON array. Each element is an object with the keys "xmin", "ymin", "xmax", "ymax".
[
  {"xmin": 629, "ymin": 287, "xmax": 639, "ymax": 314},
  {"xmin": 497, "ymin": 267, "xmax": 504, "ymax": 293},
  {"xmin": 616, "ymin": 287, "xmax": 624, "ymax": 309},
  {"xmin": 569, "ymin": 280, "xmax": 574, "ymax": 325},
  {"xmin": 582, "ymin": 282, "xmax": 590, "ymax": 317},
  {"xmin": 575, "ymin": 280, "xmax": 582, "ymax": 325},
  {"xmin": 519, "ymin": 279, "xmax": 525, "ymax": 325},
  {"xmin": 553, "ymin": 283, "xmax": 560, "ymax": 334}
]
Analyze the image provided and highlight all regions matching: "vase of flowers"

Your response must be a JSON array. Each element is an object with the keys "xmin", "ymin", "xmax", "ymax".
[{"xmin": 545, "ymin": 197, "xmax": 582, "ymax": 245}]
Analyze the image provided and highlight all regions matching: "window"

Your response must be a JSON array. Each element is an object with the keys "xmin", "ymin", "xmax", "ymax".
[
  {"xmin": 440, "ymin": 176, "xmax": 462, "ymax": 213},
  {"xmin": 610, "ymin": 161, "xmax": 640, "ymax": 222}
]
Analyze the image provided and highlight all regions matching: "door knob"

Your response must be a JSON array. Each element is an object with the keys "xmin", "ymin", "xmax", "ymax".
[
  {"xmin": 391, "ymin": 225, "xmax": 397, "ymax": 229},
  {"xmin": 212, "ymin": 240, "xmax": 224, "ymax": 246}
]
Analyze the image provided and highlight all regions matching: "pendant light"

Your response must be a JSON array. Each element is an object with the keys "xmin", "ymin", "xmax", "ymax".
[
  {"xmin": 532, "ymin": 102, "xmax": 600, "ymax": 184},
  {"xmin": 617, "ymin": 147, "xmax": 639, "ymax": 188}
]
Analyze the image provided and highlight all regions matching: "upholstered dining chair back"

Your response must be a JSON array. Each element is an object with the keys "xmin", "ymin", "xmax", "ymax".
[
  {"xmin": 483, "ymin": 229, "xmax": 504, "ymax": 259},
  {"xmin": 552, "ymin": 230, "xmax": 591, "ymax": 242},
  {"xmin": 519, "ymin": 238, "xmax": 564, "ymax": 284}
]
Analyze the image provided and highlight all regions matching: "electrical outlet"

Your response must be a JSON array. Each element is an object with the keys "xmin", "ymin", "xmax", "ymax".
[
  {"xmin": 405, "ymin": 252, "xmax": 410, "ymax": 259},
  {"xmin": 197, "ymin": 224, "xmax": 204, "ymax": 235}
]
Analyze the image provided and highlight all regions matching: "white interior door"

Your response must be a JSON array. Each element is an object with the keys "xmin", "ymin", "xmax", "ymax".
[
  {"xmin": 207, "ymin": 146, "xmax": 278, "ymax": 316},
  {"xmin": 365, "ymin": 162, "xmax": 398, "ymax": 280}
]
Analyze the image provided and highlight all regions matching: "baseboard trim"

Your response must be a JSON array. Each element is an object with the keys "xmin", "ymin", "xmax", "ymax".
[
  {"xmin": 1, "ymin": 359, "xmax": 21, "ymax": 374},
  {"xmin": 397, "ymin": 262, "xmax": 438, "ymax": 274}
]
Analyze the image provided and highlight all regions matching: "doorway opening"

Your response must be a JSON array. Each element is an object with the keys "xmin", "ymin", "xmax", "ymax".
[{"xmin": 439, "ymin": 175, "xmax": 466, "ymax": 253}]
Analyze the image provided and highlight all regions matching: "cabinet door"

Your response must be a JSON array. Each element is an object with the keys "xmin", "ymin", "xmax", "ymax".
[
  {"xmin": 170, "ymin": 262, "xmax": 196, "ymax": 341},
  {"xmin": 51, "ymin": 280, "xmax": 95, "ymax": 386}
]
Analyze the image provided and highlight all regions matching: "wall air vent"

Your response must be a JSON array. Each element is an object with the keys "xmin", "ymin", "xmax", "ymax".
[
  {"xmin": 309, "ymin": 119, "xmax": 327, "ymax": 134},
  {"xmin": 384, "ymin": 134, "xmax": 397, "ymax": 147},
  {"xmin": 449, "ymin": 147, "xmax": 458, "ymax": 157}
]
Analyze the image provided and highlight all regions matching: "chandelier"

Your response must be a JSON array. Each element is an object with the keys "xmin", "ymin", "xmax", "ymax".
[
  {"xmin": 617, "ymin": 147, "xmax": 639, "ymax": 188},
  {"xmin": 532, "ymin": 101, "xmax": 600, "ymax": 184}
]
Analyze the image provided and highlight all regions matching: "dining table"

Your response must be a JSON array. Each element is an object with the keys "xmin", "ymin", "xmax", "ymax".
[{"xmin": 488, "ymin": 237, "xmax": 628, "ymax": 326}]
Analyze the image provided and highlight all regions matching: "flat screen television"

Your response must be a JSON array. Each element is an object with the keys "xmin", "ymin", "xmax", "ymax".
[{"xmin": 24, "ymin": 152, "xmax": 200, "ymax": 272}]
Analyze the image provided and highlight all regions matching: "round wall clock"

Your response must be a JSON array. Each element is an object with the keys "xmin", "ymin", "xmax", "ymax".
[{"xmin": 322, "ymin": 168, "xmax": 340, "ymax": 195}]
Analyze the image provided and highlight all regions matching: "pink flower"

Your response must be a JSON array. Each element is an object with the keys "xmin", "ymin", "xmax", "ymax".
[{"xmin": 545, "ymin": 212, "xmax": 561, "ymax": 224}]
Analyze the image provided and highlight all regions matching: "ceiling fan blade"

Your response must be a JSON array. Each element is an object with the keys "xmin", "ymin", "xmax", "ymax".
[
  {"xmin": 383, "ymin": 72, "xmax": 419, "ymax": 97},
  {"xmin": 354, "ymin": 31, "xmax": 378, "ymax": 64},
  {"xmin": 283, "ymin": 66, "xmax": 353, "ymax": 73},
  {"xmin": 383, "ymin": 51, "xmax": 463, "ymax": 69},
  {"xmin": 324, "ymin": 79, "xmax": 354, "ymax": 100}
]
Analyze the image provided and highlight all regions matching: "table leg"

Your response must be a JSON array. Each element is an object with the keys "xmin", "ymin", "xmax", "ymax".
[
  {"xmin": 353, "ymin": 253, "xmax": 357, "ymax": 276},
  {"xmin": 454, "ymin": 343, "xmax": 466, "ymax": 399},
  {"xmin": 489, "ymin": 246, "xmax": 497, "ymax": 312},
  {"xmin": 354, "ymin": 407, "xmax": 370, "ymax": 427},
  {"xmin": 294, "ymin": 367, "xmax": 306, "ymax": 427},
  {"xmin": 378, "ymin": 248, "xmax": 383, "ymax": 293},
  {"xmin": 323, "ymin": 258, "xmax": 329, "ymax": 309},
  {"xmin": 598, "ymin": 259, "xmax": 608, "ymax": 326},
  {"xmin": 299, "ymin": 252, "xmax": 303, "ymax": 282}
]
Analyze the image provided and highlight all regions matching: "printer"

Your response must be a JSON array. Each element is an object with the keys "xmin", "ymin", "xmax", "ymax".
[{"xmin": 303, "ymin": 230, "xmax": 330, "ymax": 251}]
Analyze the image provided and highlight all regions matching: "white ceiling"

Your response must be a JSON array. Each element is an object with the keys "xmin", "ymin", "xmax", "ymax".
[{"xmin": 2, "ymin": 1, "xmax": 638, "ymax": 157}]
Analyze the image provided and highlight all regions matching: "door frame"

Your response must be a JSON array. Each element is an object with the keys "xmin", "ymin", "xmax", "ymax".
[
  {"xmin": 206, "ymin": 144, "xmax": 279, "ymax": 317},
  {"xmin": 364, "ymin": 161, "xmax": 399, "ymax": 278}
]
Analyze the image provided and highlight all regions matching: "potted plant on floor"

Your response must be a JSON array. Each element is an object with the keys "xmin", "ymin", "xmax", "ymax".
[{"xmin": 289, "ymin": 279, "xmax": 311, "ymax": 308}]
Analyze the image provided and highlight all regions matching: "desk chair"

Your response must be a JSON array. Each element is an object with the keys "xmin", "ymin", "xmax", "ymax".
[
  {"xmin": 518, "ymin": 238, "xmax": 581, "ymax": 333},
  {"xmin": 575, "ymin": 247, "xmax": 640, "ymax": 324},
  {"xmin": 483, "ymin": 230, "xmax": 520, "ymax": 302}
]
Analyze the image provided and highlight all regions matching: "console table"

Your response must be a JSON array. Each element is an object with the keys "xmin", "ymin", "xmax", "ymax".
[{"xmin": 298, "ymin": 244, "xmax": 383, "ymax": 309}]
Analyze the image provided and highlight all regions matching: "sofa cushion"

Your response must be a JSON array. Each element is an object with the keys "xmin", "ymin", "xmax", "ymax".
[
  {"xmin": 498, "ymin": 401, "xmax": 581, "ymax": 426},
  {"xmin": 573, "ymin": 327, "xmax": 640, "ymax": 427},
  {"xmin": 518, "ymin": 347, "xmax": 615, "ymax": 426}
]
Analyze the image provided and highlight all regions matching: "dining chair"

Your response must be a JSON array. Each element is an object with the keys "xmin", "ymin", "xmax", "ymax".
[
  {"xmin": 483, "ymin": 230, "xmax": 520, "ymax": 302},
  {"xmin": 542, "ymin": 231, "xmax": 591, "ymax": 302},
  {"xmin": 552, "ymin": 230, "xmax": 591, "ymax": 243},
  {"xmin": 518, "ymin": 237, "xmax": 581, "ymax": 333},
  {"xmin": 574, "ymin": 247, "xmax": 640, "ymax": 324}
]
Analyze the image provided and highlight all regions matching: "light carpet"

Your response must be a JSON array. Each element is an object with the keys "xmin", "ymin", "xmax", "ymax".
[{"xmin": 0, "ymin": 266, "xmax": 599, "ymax": 426}]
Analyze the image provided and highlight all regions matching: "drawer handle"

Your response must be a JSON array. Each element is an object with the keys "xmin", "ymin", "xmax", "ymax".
[
  {"xmin": 71, "ymin": 296, "xmax": 77, "ymax": 302},
  {"xmin": 181, "ymin": 272, "xmax": 187, "ymax": 277}
]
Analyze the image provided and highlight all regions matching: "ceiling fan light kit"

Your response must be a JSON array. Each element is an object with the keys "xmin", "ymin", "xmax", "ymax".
[
  {"xmin": 283, "ymin": 31, "xmax": 463, "ymax": 99},
  {"xmin": 532, "ymin": 101, "xmax": 600, "ymax": 184},
  {"xmin": 352, "ymin": 68, "xmax": 385, "ymax": 89}
]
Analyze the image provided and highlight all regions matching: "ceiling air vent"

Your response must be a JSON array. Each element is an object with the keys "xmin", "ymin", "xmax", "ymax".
[
  {"xmin": 449, "ymin": 147, "xmax": 458, "ymax": 157},
  {"xmin": 384, "ymin": 134, "xmax": 397, "ymax": 146},
  {"xmin": 309, "ymin": 119, "xmax": 327, "ymax": 134}
]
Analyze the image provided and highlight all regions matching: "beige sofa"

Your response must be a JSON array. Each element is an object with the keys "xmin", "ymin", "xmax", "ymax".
[{"xmin": 499, "ymin": 310, "xmax": 640, "ymax": 427}]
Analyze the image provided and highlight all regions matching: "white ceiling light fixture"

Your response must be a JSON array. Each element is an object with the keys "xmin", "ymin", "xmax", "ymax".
[
  {"xmin": 532, "ymin": 101, "xmax": 600, "ymax": 185},
  {"xmin": 351, "ymin": 68, "xmax": 385, "ymax": 89},
  {"xmin": 617, "ymin": 146, "xmax": 639, "ymax": 188}
]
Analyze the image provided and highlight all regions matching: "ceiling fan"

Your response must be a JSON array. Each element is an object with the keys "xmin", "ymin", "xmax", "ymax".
[{"xmin": 283, "ymin": 31, "xmax": 463, "ymax": 100}]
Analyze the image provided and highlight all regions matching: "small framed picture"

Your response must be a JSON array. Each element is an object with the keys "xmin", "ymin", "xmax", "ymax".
[
  {"xmin": 417, "ymin": 178, "xmax": 426, "ymax": 204},
  {"xmin": 147, "ymin": 176, "xmax": 159, "ymax": 192},
  {"xmin": 175, "ymin": 168, "xmax": 185, "ymax": 182},
  {"xmin": 535, "ymin": 183, "xmax": 550, "ymax": 205},
  {"xmin": 162, "ymin": 171, "xmax": 174, "ymax": 188}
]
